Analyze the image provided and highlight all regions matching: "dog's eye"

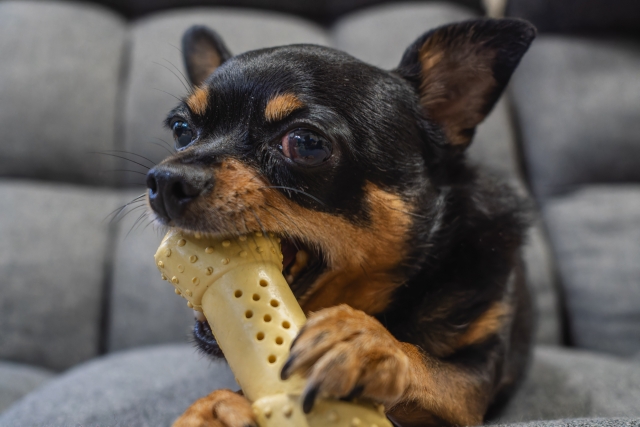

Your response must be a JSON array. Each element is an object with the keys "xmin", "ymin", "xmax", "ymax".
[
  {"xmin": 280, "ymin": 129, "xmax": 332, "ymax": 166},
  {"xmin": 172, "ymin": 121, "xmax": 194, "ymax": 149}
]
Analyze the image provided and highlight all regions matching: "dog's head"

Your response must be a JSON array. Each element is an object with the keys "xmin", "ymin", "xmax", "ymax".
[{"xmin": 147, "ymin": 19, "xmax": 535, "ymax": 314}]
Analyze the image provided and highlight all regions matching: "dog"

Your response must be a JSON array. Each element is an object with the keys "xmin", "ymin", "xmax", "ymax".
[{"xmin": 146, "ymin": 17, "xmax": 536, "ymax": 427}]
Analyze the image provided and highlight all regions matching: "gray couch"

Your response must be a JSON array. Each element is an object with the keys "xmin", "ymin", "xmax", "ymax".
[{"xmin": 0, "ymin": 0, "xmax": 639, "ymax": 425}]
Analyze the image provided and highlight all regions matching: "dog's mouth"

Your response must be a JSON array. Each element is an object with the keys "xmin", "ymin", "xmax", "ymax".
[{"xmin": 193, "ymin": 233, "xmax": 327, "ymax": 359}]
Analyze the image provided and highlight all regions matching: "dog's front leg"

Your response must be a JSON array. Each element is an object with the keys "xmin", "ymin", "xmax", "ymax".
[{"xmin": 281, "ymin": 304, "xmax": 491, "ymax": 427}]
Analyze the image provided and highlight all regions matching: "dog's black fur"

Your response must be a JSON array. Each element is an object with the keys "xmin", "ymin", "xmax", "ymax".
[{"xmin": 147, "ymin": 18, "xmax": 536, "ymax": 427}]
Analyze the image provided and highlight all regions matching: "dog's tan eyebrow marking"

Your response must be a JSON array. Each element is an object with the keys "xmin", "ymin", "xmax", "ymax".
[
  {"xmin": 186, "ymin": 86, "xmax": 209, "ymax": 116},
  {"xmin": 264, "ymin": 93, "xmax": 305, "ymax": 123}
]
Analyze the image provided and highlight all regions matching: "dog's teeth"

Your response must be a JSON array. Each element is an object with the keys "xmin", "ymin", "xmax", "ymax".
[
  {"xmin": 289, "ymin": 250, "xmax": 309, "ymax": 279},
  {"xmin": 194, "ymin": 309, "xmax": 206, "ymax": 322},
  {"xmin": 286, "ymin": 274, "xmax": 294, "ymax": 285}
]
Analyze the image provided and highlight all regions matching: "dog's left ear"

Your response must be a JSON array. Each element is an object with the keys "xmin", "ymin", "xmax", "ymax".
[
  {"xmin": 182, "ymin": 25, "xmax": 232, "ymax": 87},
  {"xmin": 396, "ymin": 19, "xmax": 536, "ymax": 149}
]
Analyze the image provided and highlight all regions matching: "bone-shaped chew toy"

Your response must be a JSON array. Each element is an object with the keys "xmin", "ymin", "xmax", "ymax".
[{"xmin": 154, "ymin": 230, "xmax": 392, "ymax": 427}]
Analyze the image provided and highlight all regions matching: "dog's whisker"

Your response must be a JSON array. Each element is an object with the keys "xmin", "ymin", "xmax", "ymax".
[
  {"xmin": 91, "ymin": 152, "xmax": 152, "ymax": 171},
  {"xmin": 248, "ymin": 207, "xmax": 281, "ymax": 258},
  {"xmin": 258, "ymin": 186, "xmax": 324, "ymax": 206},
  {"xmin": 102, "ymin": 150, "xmax": 158, "ymax": 167},
  {"xmin": 126, "ymin": 211, "xmax": 150, "ymax": 238},
  {"xmin": 152, "ymin": 88, "xmax": 183, "ymax": 103},
  {"xmin": 104, "ymin": 194, "xmax": 146, "ymax": 222},
  {"xmin": 263, "ymin": 202, "xmax": 306, "ymax": 248},
  {"xmin": 143, "ymin": 139, "xmax": 174, "ymax": 156},
  {"xmin": 153, "ymin": 137, "xmax": 175, "ymax": 152},
  {"xmin": 152, "ymin": 60, "xmax": 191, "ymax": 94},
  {"xmin": 163, "ymin": 58, "xmax": 193, "ymax": 91},
  {"xmin": 116, "ymin": 204, "xmax": 148, "ymax": 224},
  {"xmin": 101, "ymin": 169, "xmax": 148, "ymax": 176},
  {"xmin": 387, "ymin": 206, "xmax": 432, "ymax": 220}
]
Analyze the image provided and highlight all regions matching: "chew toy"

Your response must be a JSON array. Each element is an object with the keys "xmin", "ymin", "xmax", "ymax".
[{"xmin": 154, "ymin": 230, "xmax": 392, "ymax": 427}]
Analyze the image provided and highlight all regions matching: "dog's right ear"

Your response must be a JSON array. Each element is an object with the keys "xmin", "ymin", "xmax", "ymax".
[{"xmin": 182, "ymin": 26, "xmax": 232, "ymax": 87}]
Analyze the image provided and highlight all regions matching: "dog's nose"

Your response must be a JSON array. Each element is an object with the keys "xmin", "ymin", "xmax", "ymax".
[{"xmin": 147, "ymin": 165, "xmax": 209, "ymax": 222}]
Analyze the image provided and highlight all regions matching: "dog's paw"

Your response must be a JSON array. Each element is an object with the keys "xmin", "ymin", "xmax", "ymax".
[
  {"xmin": 172, "ymin": 389, "xmax": 256, "ymax": 427},
  {"xmin": 281, "ymin": 304, "xmax": 410, "ymax": 412}
]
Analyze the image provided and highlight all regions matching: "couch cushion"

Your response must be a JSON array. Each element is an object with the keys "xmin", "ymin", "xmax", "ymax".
[
  {"xmin": 506, "ymin": 0, "xmax": 640, "ymax": 35},
  {"xmin": 91, "ymin": 0, "xmax": 483, "ymax": 22},
  {"xmin": 0, "ymin": 345, "xmax": 237, "ymax": 427},
  {"xmin": 0, "ymin": 362, "xmax": 53, "ymax": 414},
  {"xmin": 121, "ymin": 8, "xmax": 331, "ymax": 185},
  {"xmin": 493, "ymin": 346, "xmax": 640, "ymax": 422},
  {"xmin": 2, "ymin": 345, "xmax": 638, "ymax": 426},
  {"xmin": 332, "ymin": 2, "xmax": 476, "ymax": 69},
  {"xmin": 542, "ymin": 186, "xmax": 640, "ymax": 356},
  {"xmin": 511, "ymin": 36, "xmax": 640, "ymax": 200},
  {"xmin": 0, "ymin": 181, "xmax": 122, "ymax": 371},
  {"xmin": 107, "ymin": 190, "xmax": 194, "ymax": 352},
  {"xmin": 0, "ymin": 1, "xmax": 126, "ymax": 186}
]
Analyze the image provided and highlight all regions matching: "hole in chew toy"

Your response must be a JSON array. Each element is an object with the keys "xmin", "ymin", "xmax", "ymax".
[
  {"xmin": 257, "ymin": 332, "xmax": 265, "ymax": 341},
  {"xmin": 259, "ymin": 279, "xmax": 268, "ymax": 287},
  {"xmin": 252, "ymin": 294, "xmax": 260, "ymax": 301},
  {"xmin": 270, "ymin": 299, "xmax": 279, "ymax": 307},
  {"xmin": 275, "ymin": 336, "xmax": 284, "ymax": 345},
  {"xmin": 234, "ymin": 290, "xmax": 243, "ymax": 298},
  {"xmin": 245, "ymin": 310, "xmax": 253, "ymax": 319},
  {"xmin": 282, "ymin": 321, "xmax": 290, "ymax": 329},
  {"xmin": 264, "ymin": 314, "xmax": 272, "ymax": 322},
  {"xmin": 268, "ymin": 355, "xmax": 276, "ymax": 364}
]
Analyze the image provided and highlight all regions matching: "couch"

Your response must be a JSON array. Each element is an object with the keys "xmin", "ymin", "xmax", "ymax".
[{"xmin": 0, "ymin": 0, "xmax": 638, "ymax": 425}]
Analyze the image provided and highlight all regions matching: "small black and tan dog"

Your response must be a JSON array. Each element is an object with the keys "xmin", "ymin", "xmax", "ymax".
[{"xmin": 146, "ymin": 18, "xmax": 536, "ymax": 427}]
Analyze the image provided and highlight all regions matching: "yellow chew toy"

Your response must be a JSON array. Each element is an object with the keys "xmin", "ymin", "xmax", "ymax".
[{"xmin": 154, "ymin": 230, "xmax": 392, "ymax": 427}]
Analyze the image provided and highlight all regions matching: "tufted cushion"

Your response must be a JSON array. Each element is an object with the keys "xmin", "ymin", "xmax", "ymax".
[
  {"xmin": 511, "ymin": 36, "xmax": 640, "ymax": 200},
  {"xmin": 0, "ymin": 1, "xmax": 126, "ymax": 186},
  {"xmin": 543, "ymin": 186, "xmax": 640, "ymax": 356},
  {"xmin": 0, "ymin": 361, "xmax": 53, "ymax": 414},
  {"xmin": 0, "ymin": 182, "xmax": 122, "ymax": 371},
  {"xmin": 506, "ymin": 0, "xmax": 640, "ymax": 35}
]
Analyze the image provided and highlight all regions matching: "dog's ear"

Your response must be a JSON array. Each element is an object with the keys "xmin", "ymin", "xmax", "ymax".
[
  {"xmin": 182, "ymin": 25, "xmax": 232, "ymax": 87},
  {"xmin": 396, "ymin": 19, "xmax": 535, "ymax": 149}
]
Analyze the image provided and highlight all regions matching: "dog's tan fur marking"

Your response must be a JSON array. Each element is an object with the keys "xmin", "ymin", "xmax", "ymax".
[
  {"xmin": 387, "ymin": 342, "xmax": 487, "ymax": 427},
  {"xmin": 197, "ymin": 159, "xmax": 411, "ymax": 315},
  {"xmin": 417, "ymin": 28, "xmax": 497, "ymax": 147},
  {"xmin": 264, "ymin": 93, "xmax": 304, "ymax": 123},
  {"xmin": 186, "ymin": 86, "xmax": 209, "ymax": 116},
  {"xmin": 456, "ymin": 301, "xmax": 508, "ymax": 348},
  {"xmin": 171, "ymin": 389, "xmax": 254, "ymax": 427}
]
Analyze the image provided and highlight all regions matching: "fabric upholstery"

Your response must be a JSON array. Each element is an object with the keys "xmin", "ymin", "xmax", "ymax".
[
  {"xmin": 0, "ymin": 345, "xmax": 238, "ymax": 427},
  {"xmin": 107, "ymin": 190, "xmax": 194, "ymax": 352},
  {"xmin": 0, "ymin": 1, "xmax": 126, "ymax": 186},
  {"xmin": 121, "ymin": 8, "xmax": 331, "ymax": 182},
  {"xmin": 2, "ymin": 345, "xmax": 639, "ymax": 426},
  {"xmin": 493, "ymin": 346, "xmax": 640, "ymax": 422},
  {"xmin": 332, "ymin": 2, "xmax": 476, "ymax": 69},
  {"xmin": 511, "ymin": 36, "xmax": 640, "ymax": 200},
  {"xmin": 495, "ymin": 419, "xmax": 640, "ymax": 427},
  {"xmin": 506, "ymin": 0, "xmax": 640, "ymax": 35},
  {"xmin": 88, "ymin": 0, "xmax": 483, "ymax": 22},
  {"xmin": 543, "ymin": 186, "xmax": 640, "ymax": 356},
  {"xmin": 0, "ymin": 362, "xmax": 53, "ymax": 413},
  {"xmin": 0, "ymin": 181, "xmax": 122, "ymax": 371}
]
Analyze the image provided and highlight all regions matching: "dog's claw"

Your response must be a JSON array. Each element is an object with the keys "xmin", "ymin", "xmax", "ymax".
[
  {"xmin": 280, "ymin": 356, "xmax": 295, "ymax": 380},
  {"xmin": 302, "ymin": 385, "xmax": 320, "ymax": 413}
]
